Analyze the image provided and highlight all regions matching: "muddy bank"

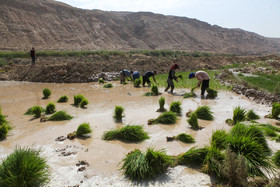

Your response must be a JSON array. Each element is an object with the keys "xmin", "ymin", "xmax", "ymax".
[
  {"xmin": 0, "ymin": 54, "xmax": 279, "ymax": 83},
  {"xmin": 0, "ymin": 81, "xmax": 277, "ymax": 186}
]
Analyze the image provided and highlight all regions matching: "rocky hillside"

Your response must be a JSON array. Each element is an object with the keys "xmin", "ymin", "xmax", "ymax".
[{"xmin": 1, "ymin": 0, "xmax": 280, "ymax": 54}]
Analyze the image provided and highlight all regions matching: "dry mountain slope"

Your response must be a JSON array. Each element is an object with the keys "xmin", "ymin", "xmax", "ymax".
[{"xmin": 0, "ymin": 0, "xmax": 280, "ymax": 54}]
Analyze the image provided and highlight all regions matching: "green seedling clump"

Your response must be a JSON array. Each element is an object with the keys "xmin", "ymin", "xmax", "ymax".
[
  {"xmin": 206, "ymin": 88, "xmax": 218, "ymax": 99},
  {"xmin": 25, "ymin": 106, "xmax": 45, "ymax": 115},
  {"xmin": 74, "ymin": 94, "xmax": 84, "ymax": 106},
  {"xmin": 178, "ymin": 147, "xmax": 209, "ymax": 166},
  {"xmin": 48, "ymin": 111, "xmax": 73, "ymax": 121},
  {"xmin": 45, "ymin": 102, "xmax": 56, "ymax": 114},
  {"xmin": 232, "ymin": 106, "xmax": 246, "ymax": 125},
  {"xmin": 31, "ymin": 106, "xmax": 44, "ymax": 118},
  {"xmin": 151, "ymin": 84, "xmax": 159, "ymax": 96},
  {"xmin": 104, "ymin": 83, "xmax": 113, "ymax": 88},
  {"xmin": 80, "ymin": 98, "xmax": 89, "ymax": 108},
  {"xmin": 42, "ymin": 88, "xmax": 51, "ymax": 99},
  {"xmin": 195, "ymin": 106, "xmax": 214, "ymax": 120},
  {"xmin": 149, "ymin": 111, "xmax": 177, "ymax": 125},
  {"xmin": 246, "ymin": 109, "xmax": 260, "ymax": 120},
  {"xmin": 103, "ymin": 125, "xmax": 149, "ymax": 142},
  {"xmin": 98, "ymin": 78, "xmax": 105, "ymax": 83},
  {"xmin": 175, "ymin": 133, "xmax": 195, "ymax": 143},
  {"xmin": 272, "ymin": 102, "xmax": 280, "ymax": 119},
  {"xmin": 157, "ymin": 96, "xmax": 167, "ymax": 112},
  {"xmin": 272, "ymin": 150, "xmax": 280, "ymax": 168},
  {"xmin": 187, "ymin": 113, "xmax": 199, "ymax": 130},
  {"xmin": 0, "ymin": 123, "xmax": 12, "ymax": 140},
  {"xmin": 169, "ymin": 101, "xmax": 182, "ymax": 116},
  {"xmin": 120, "ymin": 148, "xmax": 173, "ymax": 181},
  {"xmin": 57, "ymin": 95, "xmax": 68, "ymax": 103},
  {"xmin": 133, "ymin": 79, "xmax": 141, "ymax": 87},
  {"xmin": 76, "ymin": 123, "xmax": 92, "ymax": 136},
  {"xmin": 210, "ymin": 130, "xmax": 229, "ymax": 150},
  {"xmin": 0, "ymin": 147, "xmax": 50, "ymax": 186},
  {"xmin": 113, "ymin": 105, "xmax": 124, "ymax": 122},
  {"xmin": 183, "ymin": 92, "xmax": 196, "ymax": 98}
]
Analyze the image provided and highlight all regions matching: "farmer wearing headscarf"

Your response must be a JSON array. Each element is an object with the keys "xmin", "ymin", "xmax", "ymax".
[
  {"xmin": 164, "ymin": 63, "xmax": 180, "ymax": 94},
  {"xmin": 189, "ymin": 71, "xmax": 210, "ymax": 96}
]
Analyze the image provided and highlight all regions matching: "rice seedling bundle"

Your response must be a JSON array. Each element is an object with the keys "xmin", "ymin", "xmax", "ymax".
[
  {"xmin": 0, "ymin": 123, "xmax": 12, "ymax": 140},
  {"xmin": 195, "ymin": 106, "xmax": 214, "ymax": 120},
  {"xmin": 203, "ymin": 145, "xmax": 225, "ymax": 177},
  {"xmin": 103, "ymin": 125, "xmax": 149, "ymax": 142},
  {"xmin": 31, "ymin": 106, "xmax": 43, "ymax": 118},
  {"xmin": 272, "ymin": 150, "xmax": 280, "ymax": 168},
  {"xmin": 103, "ymin": 83, "xmax": 113, "ymax": 88},
  {"xmin": 42, "ymin": 88, "xmax": 51, "ymax": 99},
  {"xmin": 157, "ymin": 96, "xmax": 166, "ymax": 112},
  {"xmin": 24, "ymin": 106, "xmax": 45, "ymax": 115},
  {"xmin": 151, "ymin": 85, "xmax": 159, "ymax": 96},
  {"xmin": 0, "ymin": 109, "xmax": 7, "ymax": 125},
  {"xmin": 0, "ymin": 147, "xmax": 50, "ymax": 186},
  {"xmin": 210, "ymin": 130, "xmax": 229, "ymax": 150},
  {"xmin": 175, "ymin": 133, "xmax": 195, "ymax": 143},
  {"xmin": 48, "ymin": 111, "xmax": 73, "ymax": 121},
  {"xmin": 178, "ymin": 147, "xmax": 209, "ymax": 166},
  {"xmin": 187, "ymin": 113, "xmax": 199, "ymax": 130},
  {"xmin": 156, "ymin": 111, "xmax": 177, "ymax": 124},
  {"xmin": 232, "ymin": 106, "xmax": 246, "ymax": 125},
  {"xmin": 80, "ymin": 98, "xmax": 89, "ymax": 108},
  {"xmin": 113, "ymin": 105, "xmax": 124, "ymax": 122},
  {"xmin": 133, "ymin": 79, "xmax": 141, "ymax": 87},
  {"xmin": 177, "ymin": 75, "xmax": 183, "ymax": 79},
  {"xmin": 98, "ymin": 78, "xmax": 105, "ymax": 83},
  {"xmin": 169, "ymin": 101, "xmax": 182, "ymax": 116},
  {"xmin": 57, "ymin": 95, "xmax": 68, "ymax": 103},
  {"xmin": 272, "ymin": 102, "xmax": 280, "ymax": 119},
  {"xmin": 183, "ymin": 92, "xmax": 196, "ymax": 98},
  {"xmin": 76, "ymin": 123, "xmax": 92, "ymax": 136},
  {"xmin": 73, "ymin": 94, "xmax": 84, "ymax": 106},
  {"xmin": 259, "ymin": 123, "xmax": 280, "ymax": 132},
  {"xmin": 246, "ymin": 109, "xmax": 260, "ymax": 120},
  {"xmin": 45, "ymin": 102, "xmax": 56, "ymax": 114},
  {"xmin": 206, "ymin": 88, "xmax": 218, "ymax": 99}
]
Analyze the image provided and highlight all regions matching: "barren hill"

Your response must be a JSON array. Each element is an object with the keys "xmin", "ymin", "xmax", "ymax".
[{"xmin": 1, "ymin": 0, "xmax": 280, "ymax": 54}]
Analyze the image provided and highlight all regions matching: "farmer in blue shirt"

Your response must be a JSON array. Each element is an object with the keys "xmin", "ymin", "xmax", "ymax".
[
  {"xmin": 120, "ymin": 70, "xmax": 133, "ymax": 83},
  {"xmin": 142, "ymin": 71, "xmax": 157, "ymax": 87},
  {"xmin": 132, "ymin": 71, "xmax": 140, "ymax": 81}
]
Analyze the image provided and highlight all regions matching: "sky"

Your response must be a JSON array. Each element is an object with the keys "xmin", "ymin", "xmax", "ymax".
[{"xmin": 55, "ymin": 0, "xmax": 280, "ymax": 38}]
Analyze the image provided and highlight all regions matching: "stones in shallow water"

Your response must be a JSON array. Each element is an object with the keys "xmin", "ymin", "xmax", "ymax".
[{"xmin": 55, "ymin": 136, "xmax": 66, "ymax": 141}]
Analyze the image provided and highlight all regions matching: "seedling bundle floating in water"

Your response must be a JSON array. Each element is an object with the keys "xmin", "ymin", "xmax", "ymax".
[
  {"xmin": 144, "ymin": 84, "xmax": 160, "ymax": 96},
  {"xmin": 169, "ymin": 101, "xmax": 182, "ymax": 116},
  {"xmin": 226, "ymin": 106, "xmax": 259, "ymax": 125},
  {"xmin": 206, "ymin": 88, "xmax": 218, "ymax": 99},
  {"xmin": 42, "ymin": 88, "xmax": 51, "ymax": 99},
  {"xmin": 148, "ymin": 111, "xmax": 177, "ymax": 125},
  {"xmin": 156, "ymin": 96, "xmax": 167, "ymax": 112},
  {"xmin": 0, "ymin": 107, "xmax": 12, "ymax": 140},
  {"xmin": 166, "ymin": 133, "xmax": 195, "ymax": 144},
  {"xmin": 113, "ymin": 105, "xmax": 124, "ymax": 122}
]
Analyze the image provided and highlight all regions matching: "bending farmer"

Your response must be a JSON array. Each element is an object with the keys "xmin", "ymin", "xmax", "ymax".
[
  {"xmin": 164, "ymin": 63, "xmax": 180, "ymax": 94},
  {"xmin": 142, "ymin": 71, "xmax": 157, "ymax": 87},
  {"xmin": 189, "ymin": 71, "xmax": 210, "ymax": 96},
  {"xmin": 30, "ymin": 47, "xmax": 36, "ymax": 65},
  {"xmin": 132, "ymin": 71, "xmax": 140, "ymax": 81},
  {"xmin": 120, "ymin": 70, "xmax": 133, "ymax": 83}
]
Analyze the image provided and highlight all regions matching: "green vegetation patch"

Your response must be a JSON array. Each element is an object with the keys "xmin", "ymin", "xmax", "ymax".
[
  {"xmin": 272, "ymin": 150, "xmax": 280, "ymax": 168},
  {"xmin": 48, "ymin": 111, "xmax": 73, "ymax": 121},
  {"xmin": 206, "ymin": 88, "xmax": 218, "ymax": 99},
  {"xmin": 232, "ymin": 106, "xmax": 246, "ymax": 125},
  {"xmin": 178, "ymin": 147, "xmax": 209, "ymax": 166},
  {"xmin": 148, "ymin": 111, "xmax": 177, "ymax": 125},
  {"xmin": 246, "ymin": 109, "xmax": 260, "ymax": 120},
  {"xmin": 104, "ymin": 83, "xmax": 113, "ymax": 88},
  {"xmin": 42, "ymin": 88, "xmax": 51, "ymax": 99},
  {"xmin": 210, "ymin": 130, "xmax": 229, "ymax": 150},
  {"xmin": 57, "ymin": 95, "xmax": 68, "ymax": 103},
  {"xmin": 45, "ymin": 102, "xmax": 56, "ymax": 114},
  {"xmin": 195, "ymin": 106, "xmax": 214, "ymax": 121},
  {"xmin": 113, "ymin": 105, "xmax": 124, "ymax": 122},
  {"xmin": 175, "ymin": 133, "xmax": 195, "ymax": 143},
  {"xmin": 169, "ymin": 101, "xmax": 182, "ymax": 116},
  {"xmin": 76, "ymin": 123, "xmax": 92, "ymax": 136},
  {"xmin": 157, "ymin": 96, "xmax": 167, "ymax": 112},
  {"xmin": 133, "ymin": 79, "xmax": 141, "ymax": 87},
  {"xmin": 74, "ymin": 94, "xmax": 84, "ymax": 106},
  {"xmin": 187, "ymin": 112, "xmax": 199, "ymax": 130}
]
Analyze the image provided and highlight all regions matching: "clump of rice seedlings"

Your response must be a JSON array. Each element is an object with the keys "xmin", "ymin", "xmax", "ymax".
[
  {"xmin": 42, "ymin": 88, "xmax": 51, "ymax": 99},
  {"xmin": 210, "ymin": 130, "xmax": 229, "ymax": 150},
  {"xmin": 74, "ymin": 94, "xmax": 84, "ymax": 106},
  {"xmin": 177, "ymin": 75, "xmax": 183, "ymax": 79},
  {"xmin": 191, "ymin": 87, "xmax": 196, "ymax": 93},
  {"xmin": 0, "ymin": 107, "xmax": 8, "ymax": 125},
  {"xmin": 151, "ymin": 84, "xmax": 159, "ymax": 96},
  {"xmin": 98, "ymin": 78, "xmax": 105, "ymax": 83},
  {"xmin": 246, "ymin": 109, "xmax": 260, "ymax": 120},
  {"xmin": 113, "ymin": 105, "xmax": 124, "ymax": 122},
  {"xmin": 157, "ymin": 96, "xmax": 167, "ymax": 112},
  {"xmin": 261, "ymin": 127, "xmax": 278, "ymax": 137},
  {"xmin": 259, "ymin": 123, "xmax": 280, "ymax": 132},
  {"xmin": 104, "ymin": 83, "xmax": 113, "ymax": 88},
  {"xmin": 103, "ymin": 125, "xmax": 149, "ymax": 142},
  {"xmin": 148, "ymin": 111, "xmax": 177, "ymax": 125},
  {"xmin": 272, "ymin": 102, "xmax": 280, "ymax": 119},
  {"xmin": 80, "ymin": 98, "xmax": 89, "ymax": 108},
  {"xmin": 32, "ymin": 105, "xmax": 44, "ymax": 118},
  {"xmin": 187, "ymin": 113, "xmax": 199, "ymax": 130},
  {"xmin": 0, "ymin": 123, "xmax": 12, "ymax": 140},
  {"xmin": 0, "ymin": 146, "xmax": 50, "ymax": 186},
  {"xmin": 183, "ymin": 92, "xmax": 196, "ymax": 98},
  {"xmin": 195, "ymin": 106, "xmax": 214, "ymax": 120},
  {"xmin": 133, "ymin": 79, "xmax": 141, "ymax": 87},
  {"xmin": 178, "ymin": 147, "xmax": 209, "ymax": 166},
  {"xmin": 45, "ymin": 102, "xmax": 56, "ymax": 114},
  {"xmin": 57, "ymin": 95, "xmax": 68, "ymax": 103},
  {"xmin": 175, "ymin": 133, "xmax": 195, "ymax": 143},
  {"xmin": 120, "ymin": 148, "xmax": 173, "ymax": 181},
  {"xmin": 206, "ymin": 88, "xmax": 218, "ymax": 99},
  {"xmin": 232, "ymin": 106, "xmax": 246, "ymax": 125},
  {"xmin": 169, "ymin": 101, "xmax": 182, "ymax": 116},
  {"xmin": 76, "ymin": 123, "xmax": 92, "ymax": 137},
  {"xmin": 48, "ymin": 111, "xmax": 73, "ymax": 121},
  {"xmin": 272, "ymin": 150, "xmax": 280, "ymax": 168},
  {"xmin": 24, "ymin": 106, "xmax": 45, "ymax": 115}
]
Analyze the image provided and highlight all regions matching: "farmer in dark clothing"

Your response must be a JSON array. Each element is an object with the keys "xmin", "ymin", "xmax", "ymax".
[
  {"xmin": 120, "ymin": 69, "xmax": 133, "ymax": 83},
  {"xmin": 189, "ymin": 71, "xmax": 210, "ymax": 97},
  {"xmin": 164, "ymin": 63, "xmax": 179, "ymax": 94},
  {"xmin": 30, "ymin": 47, "xmax": 36, "ymax": 65},
  {"xmin": 142, "ymin": 71, "xmax": 157, "ymax": 87}
]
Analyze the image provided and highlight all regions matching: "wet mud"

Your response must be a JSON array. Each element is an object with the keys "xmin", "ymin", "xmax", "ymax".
[{"xmin": 0, "ymin": 81, "xmax": 277, "ymax": 186}]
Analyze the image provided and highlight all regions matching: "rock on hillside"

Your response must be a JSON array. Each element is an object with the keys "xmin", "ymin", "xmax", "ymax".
[{"xmin": 0, "ymin": 0, "xmax": 280, "ymax": 54}]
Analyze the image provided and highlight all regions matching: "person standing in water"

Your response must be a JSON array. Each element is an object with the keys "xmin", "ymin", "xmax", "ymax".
[
  {"xmin": 119, "ymin": 70, "xmax": 133, "ymax": 83},
  {"xmin": 30, "ymin": 47, "xmax": 36, "ymax": 65},
  {"xmin": 189, "ymin": 71, "xmax": 210, "ymax": 97},
  {"xmin": 164, "ymin": 63, "xmax": 180, "ymax": 94}
]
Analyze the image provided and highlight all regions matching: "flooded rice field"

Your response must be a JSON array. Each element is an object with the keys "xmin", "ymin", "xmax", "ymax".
[{"xmin": 0, "ymin": 81, "xmax": 278, "ymax": 186}]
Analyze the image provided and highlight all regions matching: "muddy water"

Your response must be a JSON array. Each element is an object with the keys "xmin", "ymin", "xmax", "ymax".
[{"xmin": 0, "ymin": 81, "xmax": 276, "ymax": 186}]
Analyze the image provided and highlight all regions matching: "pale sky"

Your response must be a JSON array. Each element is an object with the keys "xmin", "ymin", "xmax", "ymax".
[{"xmin": 55, "ymin": 0, "xmax": 280, "ymax": 38}]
